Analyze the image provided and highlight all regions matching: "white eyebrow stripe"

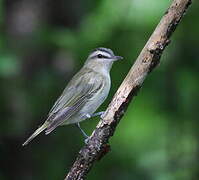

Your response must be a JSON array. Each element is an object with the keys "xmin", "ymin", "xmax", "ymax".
[
  {"xmin": 100, "ymin": 51, "xmax": 112, "ymax": 57},
  {"xmin": 89, "ymin": 50, "xmax": 112, "ymax": 59}
]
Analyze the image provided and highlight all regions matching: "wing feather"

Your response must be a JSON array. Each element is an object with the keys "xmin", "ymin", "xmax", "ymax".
[{"xmin": 45, "ymin": 68, "xmax": 104, "ymax": 134}]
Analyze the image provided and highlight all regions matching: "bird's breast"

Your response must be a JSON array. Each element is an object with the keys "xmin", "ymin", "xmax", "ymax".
[{"xmin": 81, "ymin": 74, "xmax": 110, "ymax": 116}]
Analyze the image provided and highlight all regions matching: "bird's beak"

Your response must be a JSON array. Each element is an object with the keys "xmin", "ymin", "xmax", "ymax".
[{"xmin": 113, "ymin": 56, "xmax": 123, "ymax": 61}]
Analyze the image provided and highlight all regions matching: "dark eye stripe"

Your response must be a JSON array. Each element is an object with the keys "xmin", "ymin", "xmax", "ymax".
[
  {"xmin": 97, "ymin": 54, "xmax": 108, "ymax": 58},
  {"xmin": 89, "ymin": 53, "xmax": 110, "ymax": 59}
]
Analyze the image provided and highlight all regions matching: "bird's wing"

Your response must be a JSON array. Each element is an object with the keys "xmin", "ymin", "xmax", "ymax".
[{"xmin": 45, "ymin": 68, "xmax": 103, "ymax": 134}]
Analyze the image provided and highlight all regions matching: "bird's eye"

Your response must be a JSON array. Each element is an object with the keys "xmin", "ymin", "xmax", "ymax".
[{"xmin": 97, "ymin": 54, "xmax": 103, "ymax": 58}]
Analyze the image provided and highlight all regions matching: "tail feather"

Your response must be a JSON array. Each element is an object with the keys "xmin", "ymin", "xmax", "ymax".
[
  {"xmin": 22, "ymin": 122, "xmax": 49, "ymax": 146},
  {"xmin": 45, "ymin": 121, "xmax": 60, "ymax": 135},
  {"xmin": 45, "ymin": 126, "xmax": 56, "ymax": 135}
]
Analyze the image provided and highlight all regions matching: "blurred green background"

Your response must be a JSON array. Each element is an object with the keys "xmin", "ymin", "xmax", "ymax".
[{"xmin": 0, "ymin": 0, "xmax": 199, "ymax": 179}]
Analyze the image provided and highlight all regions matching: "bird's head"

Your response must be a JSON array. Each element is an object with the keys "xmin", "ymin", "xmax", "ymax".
[{"xmin": 84, "ymin": 47, "xmax": 123, "ymax": 72}]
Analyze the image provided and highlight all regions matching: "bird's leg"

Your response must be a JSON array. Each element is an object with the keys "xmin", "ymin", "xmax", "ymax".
[
  {"xmin": 76, "ymin": 122, "xmax": 89, "ymax": 139},
  {"xmin": 77, "ymin": 111, "xmax": 105, "ymax": 144}
]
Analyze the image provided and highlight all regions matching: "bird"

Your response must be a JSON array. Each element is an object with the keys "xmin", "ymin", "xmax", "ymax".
[{"xmin": 22, "ymin": 47, "xmax": 123, "ymax": 146}]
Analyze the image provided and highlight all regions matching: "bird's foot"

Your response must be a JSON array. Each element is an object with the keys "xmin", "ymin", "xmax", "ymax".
[
  {"xmin": 81, "ymin": 111, "xmax": 105, "ymax": 120},
  {"xmin": 91, "ymin": 111, "xmax": 105, "ymax": 118},
  {"xmin": 84, "ymin": 137, "xmax": 90, "ymax": 144}
]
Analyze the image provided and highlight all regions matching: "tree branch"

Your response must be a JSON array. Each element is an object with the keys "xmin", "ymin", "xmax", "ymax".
[{"xmin": 65, "ymin": 0, "xmax": 192, "ymax": 179}]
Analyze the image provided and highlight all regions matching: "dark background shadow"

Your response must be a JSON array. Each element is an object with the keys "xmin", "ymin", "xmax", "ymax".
[{"xmin": 0, "ymin": 0, "xmax": 199, "ymax": 179}]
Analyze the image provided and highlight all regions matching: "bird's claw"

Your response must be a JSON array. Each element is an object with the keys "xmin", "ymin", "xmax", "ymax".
[{"xmin": 84, "ymin": 137, "xmax": 90, "ymax": 144}]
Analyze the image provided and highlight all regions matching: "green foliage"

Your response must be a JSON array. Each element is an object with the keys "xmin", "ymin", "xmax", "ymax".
[{"xmin": 0, "ymin": 0, "xmax": 198, "ymax": 180}]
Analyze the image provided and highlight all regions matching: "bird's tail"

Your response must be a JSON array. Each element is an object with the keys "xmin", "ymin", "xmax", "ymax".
[{"xmin": 22, "ymin": 122, "xmax": 49, "ymax": 146}]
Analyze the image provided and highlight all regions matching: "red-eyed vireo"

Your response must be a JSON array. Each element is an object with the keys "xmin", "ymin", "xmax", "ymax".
[{"xmin": 23, "ymin": 47, "xmax": 123, "ymax": 146}]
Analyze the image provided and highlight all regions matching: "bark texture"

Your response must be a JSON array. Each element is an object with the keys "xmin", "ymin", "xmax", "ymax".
[{"xmin": 65, "ymin": 0, "xmax": 192, "ymax": 179}]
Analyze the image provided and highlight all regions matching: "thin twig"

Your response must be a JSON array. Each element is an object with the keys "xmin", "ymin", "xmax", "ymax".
[{"xmin": 65, "ymin": 0, "xmax": 192, "ymax": 179}]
